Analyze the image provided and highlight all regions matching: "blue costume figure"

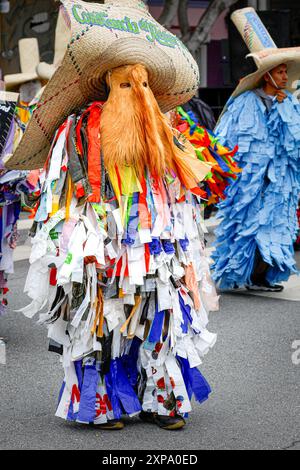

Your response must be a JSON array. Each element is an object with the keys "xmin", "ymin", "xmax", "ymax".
[{"xmin": 212, "ymin": 7, "xmax": 300, "ymax": 292}]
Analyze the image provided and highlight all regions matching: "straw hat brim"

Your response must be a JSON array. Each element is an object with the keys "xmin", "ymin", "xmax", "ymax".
[
  {"xmin": 6, "ymin": 0, "xmax": 200, "ymax": 171},
  {"xmin": 36, "ymin": 63, "xmax": 57, "ymax": 81},
  {"xmin": 0, "ymin": 90, "xmax": 19, "ymax": 102},
  {"xmin": 4, "ymin": 72, "xmax": 39, "ymax": 91}
]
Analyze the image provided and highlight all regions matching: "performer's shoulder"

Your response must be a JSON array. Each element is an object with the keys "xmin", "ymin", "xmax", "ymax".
[
  {"xmin": 238, "ymin": 89, "xmax": 263, "ymax": 103},
  {"xmin": 285, "ymin": 90, "xmax": 300, "ymax": 106},
  {"xmin": 224, "ymin": 90, "xmax": 262, "ymax": 114}
]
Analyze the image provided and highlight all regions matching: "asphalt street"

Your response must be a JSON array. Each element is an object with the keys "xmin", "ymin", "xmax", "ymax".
[{"xmin": 0, "ymin": 258, "xmax": 299, "ymax": 450}]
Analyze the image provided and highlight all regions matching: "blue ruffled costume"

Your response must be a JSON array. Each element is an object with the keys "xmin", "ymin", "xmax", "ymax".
[{"xmin": 212, "ymin": 91, "xmax": 300, "ymax": 289}]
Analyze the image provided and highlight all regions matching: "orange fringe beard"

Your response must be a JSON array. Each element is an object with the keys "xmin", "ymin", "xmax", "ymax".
[
  {"xmin": 101, "ymin": 64, "xmax": 180, "ymax": 177},
  {"xmin": 101, "ymin": 64, "xmax": 211, "ymax": 188}
]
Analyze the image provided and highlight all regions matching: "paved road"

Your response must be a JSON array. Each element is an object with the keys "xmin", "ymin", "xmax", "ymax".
[{"xmin": 0, "ymin": 258, "xmax": 299, "ymax": 450}]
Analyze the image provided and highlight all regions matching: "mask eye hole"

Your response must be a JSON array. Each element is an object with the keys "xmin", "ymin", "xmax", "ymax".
[
  {"xmin": 143, "ymin": 82, "xmax": 148, "ymax": 88},
  {"xmin": 120, "ymin": 82, "xmax": 131, "ymax": 88}
]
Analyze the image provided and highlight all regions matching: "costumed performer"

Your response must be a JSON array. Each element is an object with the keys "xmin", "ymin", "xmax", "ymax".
[
  {"xmin": 8, "ymin": 0, "xmax": 219, "ymax": 431},
  {"xmin": 212, "ymin": 8, "xmax": 300, "ymax": 292}
]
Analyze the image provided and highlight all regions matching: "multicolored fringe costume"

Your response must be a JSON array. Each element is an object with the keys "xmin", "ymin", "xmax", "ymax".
[
  {"xmin": 21, "ymin": 102, "xmax": 218, "ymax": 424},
  {"xmin": 212, "ymin": 91, "xmax": 300, "ymax": 289},
  {"xmin": 0, "ymin": 103, "xmax": 37, "ymax": 315},
  {"xmin": 175, "ymin": 107, "xmax": 240, "ymax": 205}
]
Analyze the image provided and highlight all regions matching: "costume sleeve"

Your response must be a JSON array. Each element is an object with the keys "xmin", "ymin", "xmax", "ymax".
[
  {"xmin": 269, "ymin": 93, "xmax": 300, "ymax": 156},
  {"xmin": 215, "ymin": 91, "xmax": 268, "ymax": 161}
]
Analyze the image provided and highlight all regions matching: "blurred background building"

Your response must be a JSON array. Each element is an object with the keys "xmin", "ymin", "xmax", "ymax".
[{"xmin": 1, "ymin": 0, "xmax": 300, "ymax": 116}]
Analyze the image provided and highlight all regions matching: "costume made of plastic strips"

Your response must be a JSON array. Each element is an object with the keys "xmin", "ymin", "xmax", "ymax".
[
  {"xmin": 212, "ymin": 91, "xmax": 300, "ymax": 289},
  {"xmin": 21, "ymin": 101, "xmax": 219, "ymax": 424},
  {"xmin": 175, "ymin": 107, "xmax": 240, "ymax": 205},
  {"xmin": 0, "ymin": 103, "xmax": 39, "ymax": 315}
]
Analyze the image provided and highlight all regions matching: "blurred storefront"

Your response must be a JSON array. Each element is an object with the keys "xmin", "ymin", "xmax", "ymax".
[{"xmin": 0, "ymin": 0, "xmax": 59, "ymax": 76}]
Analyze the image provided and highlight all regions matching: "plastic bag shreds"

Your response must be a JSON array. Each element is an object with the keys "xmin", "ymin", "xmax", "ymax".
[
  {"xmin": 174, "ymin": 106, "xmax": 240, "ymax": 205},
  {"xmin": 22, "ymin": 101, "xmax": 219, "ymax": 421}
]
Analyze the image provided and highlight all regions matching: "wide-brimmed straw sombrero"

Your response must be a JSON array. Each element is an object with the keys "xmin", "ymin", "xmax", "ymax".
[
  {"xmin": 230, "ymin": 7, "xmax": 300, "ymax": 99},
  {"xmin": 4, "ymin": 38, "xmax": 41, "ymax": 90},
  {"xmin": 6, "ymin": 0, "xmax": 200, "ymax": 170}
]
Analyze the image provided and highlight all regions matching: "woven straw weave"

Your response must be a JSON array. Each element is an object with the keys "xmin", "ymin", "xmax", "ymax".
[{"xmin": 7, "ymin": 0, "xmax": 200, "ymax": 170}]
